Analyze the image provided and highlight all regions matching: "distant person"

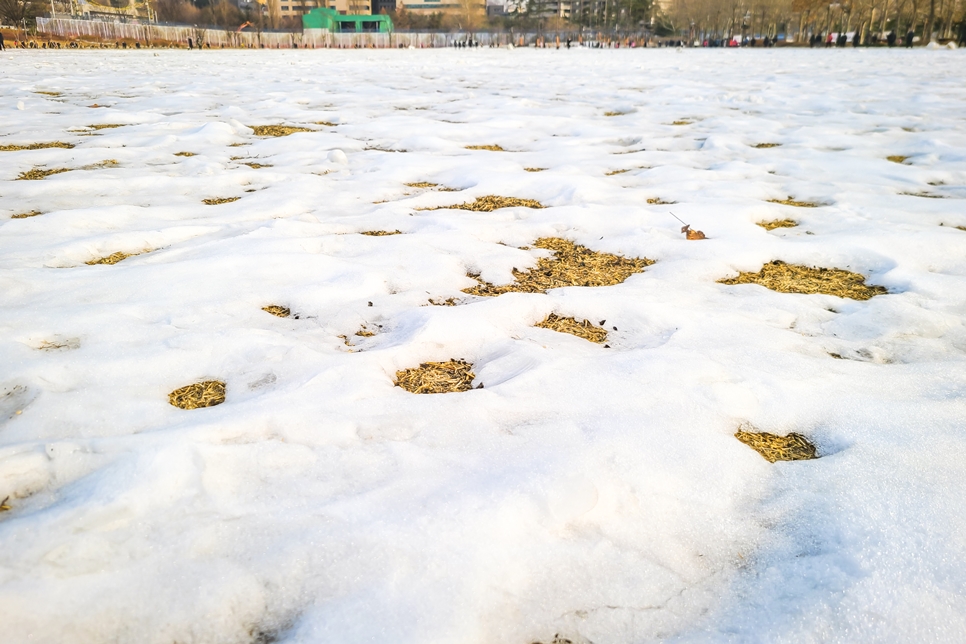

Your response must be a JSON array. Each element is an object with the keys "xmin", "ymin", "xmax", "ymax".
[
  {"xmin": 904, "ymin": 29, "xmax": 914, "ymax": 47},
  {"xmin": 188, "ymin": 37, "xmax": 193, "ymax": 49},
  {"xmin": 0, "ymin": 32, "xmax": 5, "ymax": 51},
  {"xmin": 853, "ymin": 31, "xmax": 861, "ymax": 47},
  {"xmin": 887, "ymin": 31, "xmax": 896, "ymax": 47}
]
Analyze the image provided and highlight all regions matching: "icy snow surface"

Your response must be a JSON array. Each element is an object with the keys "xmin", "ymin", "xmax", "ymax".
[{"xmin": 2, "ymin": 49, "xmax": 966, "ymax": 644}]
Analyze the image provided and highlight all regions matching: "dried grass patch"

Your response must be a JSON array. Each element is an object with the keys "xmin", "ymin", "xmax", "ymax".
[
  {"xmin": 360, "ymin": 230, "xmax": 402, "ymax": 236},
  {"xmin": 174, "ymin": 151, "xmax": 196, "ymax": 157},
  {"xmin": 735, "ymin": 426, "xmax": 818, "ymax": 463},
  {"xmin": 647, "ymin": 197, "xmax": 676, "ymax": 205},
  {"xmin": 17, "ymin": 165, "xmax": 72, "ymax": 180},
  {"xmin": 899, "ymin": 191, "xmax": 945, "ymax": 199},
  {"xmin": 466, "ymin": 144, "xmax": 506, "ymax": 151},
  {"xmin": 396, "ymin": 360, "xmax": 475, "ymax": 394},
  {"xmin": 754, "ymin": 143, "xmax": 782, "ymax": 148},
  {"xmin": 718, "ymin": 260, "xmax": 886, "ymax": 300},
  {"xmin": 887, "ymin": 155, "xmax": 909, "ymax": 164},
  {"xmin": 0, "ymin": 141, "xmax": 74, "ymax": 152},
  {"xmin": 251, "ymin": 125, "xmax": 314, "ymax": 137},
  {"xmin": 606, "ymin": 168, "xmax": 631, "ymax": 176},
  {"xmin": 86, "ymin": 250, "xmax": 143, "ymax": 265},
  {"xmin": 88, "ymin": 124, "xmax": 125, "ymax": 130},
  {"xmin": 168, "ymin": 380, "xmax": 226, "ymax": 410},
  {"xmin": 12, "ymin": 211, "xmax": 43, "ymax": 219},
  {"xmin": 262, "ymin": 305, "xmax": 291, "ymax": 318},
  {"xmin": 203, "ymin": 197, "xmax": 240, "ymax": 205},
  {"xmin": 35, "ymin": 91, "xmax": 62, "ymax": 96},
  {"xmin": 465, "ymin": 238, "xmax": 653, "ymax": 296},
  {"xmin": 243, "ymin": 162, "xmax": 273, "ymax": 169},
  {"xmin": 536, "ymin": 314, "xmax": 607, "ymax": 343},
  {"xmin": 428, "ymin": 297, "xmax": 458, "ymax": 306},
  {"xmin": 757, "ymin": 219, "xmax": 798, "ymax": 230},
  {"xmin": 604, "ymin": 111, "xmax": 628, "ymax": 117},
  {"xmin": 405, "ymin": 182, "xmax": 438, "ymax": 188},
  {"xmin": 37, "ymin": 338, "xmax": 80, "ymax": 351},
  {"xmin": 671, "ymin": 120, "xmax": 694, "ymax": 125},
  {"xmin": 315, "ymin": 121, "xmax": 337, "ymax": 126},
  {"xmin": 524, "ymin": 167, "xmax": 546, "ymax": 172},
  {"xmin": 421, "ymin": 195, "xmax": 545, "ymax": 212},
  {"xmin": 767, "ymin": 197, "xmax": 820, "ymax": 208},
  {"xmin": 0, "ymin": 497, "xmax": 10, "ymax": 512}
]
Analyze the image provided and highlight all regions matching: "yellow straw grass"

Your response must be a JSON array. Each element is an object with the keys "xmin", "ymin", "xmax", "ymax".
[
  {"xmin": 768, "ymin": 198, "xmax": 820, "ymax": 208},
  {"xmin": 536, "ymin": 314, "xmax": 608, "ymax": 343},
  {"xmin": 262, "ymin": 305, "xmax": 291, "ymax": 318},
  {"xmin": 757, "ymin": 219, "xmax": 798, "ymax": 230},
  {"xmin": 17, "ymin": 167, "xmax": 71, "ymax": 181},
  {"xmin": 396, "ymin": 360, "xmax": 476, "ymax": 394},
  {"xmin": 421, "ymin": 195, "xmax": 544, "ymax": 212},
  {"xmin": 718, "ymin": 260, "xmax": 886, "ymax": 300},
  {"xmin": 0, "ymin": 142, "xmax": 74, "ymax": 151},
  {"xmin": 887, "ymin": 155, "xmax": 909, "ymax": 164},
  {"xmin": 86, "ymin": 250, "xmax": 143, "ymax": 265},
  {"xmin": 465, "ymin": 144, "xmax": 506, "ymax": 151},
  {"xmin": 12, "ymin": 211, "xmax": 43, "ymax": 219},
  {"xmin": 203, "ymin": 197, "xmax": 240, "ymax": 205},
  {"xmin": 735, "ymin": 426, "xmax": 818, "ymax": 463},
  {"xmin": 465, "ymin": 238, "xmax": 653, "ymax": 296},
  {"xmin": 168, "ymin": 380, "xmax": 226, "ymax": 409},
  {"xmin": 754, "ymin": 143, "xmax": 782, "ymax": 148},
  {"xmin": 360, "ymin": 230, "xmax": 402, "ymax": 236},
  {"xmin": 250, "ymin": 125, "xmax": 314, "ymax": 137}
]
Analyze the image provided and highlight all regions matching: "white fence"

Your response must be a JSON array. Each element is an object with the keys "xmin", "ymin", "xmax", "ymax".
[{"xmin": 35, "ymin": 18, "xmax": 518, "ymax": 48}]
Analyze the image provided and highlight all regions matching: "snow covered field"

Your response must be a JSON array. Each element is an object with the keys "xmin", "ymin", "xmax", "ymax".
[{"xmin": 2, "ymin": 48, "xmax": 966, "ymax": 643}]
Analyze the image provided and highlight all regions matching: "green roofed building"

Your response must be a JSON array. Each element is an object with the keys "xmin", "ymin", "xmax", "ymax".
[{"xmin": 302, "ymin": 8, "xmax": 393, "ymax": 33}]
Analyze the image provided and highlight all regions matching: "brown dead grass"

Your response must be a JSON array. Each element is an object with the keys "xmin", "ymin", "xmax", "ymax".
[
  {"xmin": 428, "ymin": 297, "xmax": 458, "ymax": 306},
  {"xmin": 0, "ymin": 141, "xmax": 74, "ymax": 152},
  {"xmin": 12, "ymin": 211, "xmax": 43, "ymax": 219},
  {"xmin": 757, "ymin": 219, "xmax": 798, "ymax": 230},
  {"xmin": 465, "ymin": 238, "xmax": 653, "ymax": 296},
  {"xmin": 671, "ymin": 120, "xmax": 693, "ymax": 125},
  {"xmin": 604, "ymin": 111, "xmax": 628, "ymax": 117},
  {"xmin": 887, "ymin": 155, "xmax": 909, "ymax": 164},
  {"xmin": 524, "ymin": 167, "xmax": 546, "ymax": 172},
  {"xmin": 396, "ymin": 360, "xmax": 475, "ymax": 394},
  {"xmin": 17, "ymin": 167, "xmax": 71, "ymax": 180},
  {"xmin": 754, "ymin": 143, "xmax": 782, "ymax": 149},
  {"xmin": 735, "ymin": 426, "xmax": 818, "ymax": 463},
  {"xmin": 262, "ymin": 305, "xmax": 291, "ymax": 318},
  {"xmin": 899, "ymin": 192, "xmax": 945, "ymax": 199},
  {"xmin": 251, "ymin": 125, "xmax": 314, "ymax": 137},
  {"xmin": 421, "ymin": 195, "xmax": 544, "ymax": 212},
  {"xmin": 536, "ymin": 314, "xmax": 608, "ymax": 343},
  {"xmin": 35, "ymin": 91, "xmax": 62, "ymax": 96},
  {"xmin": 88, "ymin": 124, "xmax": 125, "ymax": 130},
  {"xmin": 360, "ymin": 230, "xmax": 402, "ymax": 236},
  {"xmin": 718, "ymin": 260, "xmax": 886, "ymax": 300},
  {"xmin": 647, "ymin": 198, "xmax": 676, "ymax": 205},
  {"xmin": 606, "ymin": 169, "xmax": 631, "ymax": 176},
  {"xmin": 37, "ymin": 338, "xmax": 80, "ymax": 351},
  {"xmin": 0, "ymin": 496, "xmax": 10, "ymax": 512},
  {"xmin": 86, "ymin": 250, "xmax": 142, "ymax": 265},
  {"xmin": 405, "ymin": 182, "xmax": 438, "ymax": 188},
  {"xmin": 203, "ymin": 197, "xmax": 241, "ymax": 205},
  {"xmin": 465, "ymin": 144, "xmax": 506, "ymax": 151},
  {"xmin": 768, "ymin": 198, "xmax": 820, "ymax": 208},
  {"xmin": 174, "ymin": 151, "xmax": 196, "ymax": 157},
  {"xmin": 243, "ymin": 162, "xmax": 273, "ymax": 169},
  {"xmin": 168, "ymin": 380, "xmax": 226, "ymax": 409},
  {"xmin": 315, "ymin": 121, "xmax": 337, "ymax": 127}
]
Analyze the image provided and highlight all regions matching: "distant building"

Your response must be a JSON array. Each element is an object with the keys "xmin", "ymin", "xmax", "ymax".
[
  {"xmin": 269, "ymin": 0, "xmax": 373, "ymax": 20},
  {"xmin": 302, "ymin": 7, "xmax": 393, "ymax": 30}
]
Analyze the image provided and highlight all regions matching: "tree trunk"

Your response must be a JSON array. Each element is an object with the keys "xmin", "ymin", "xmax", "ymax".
[{"xmin": 922, "ymin": 0, "xmax": 935, "ymax": 43}]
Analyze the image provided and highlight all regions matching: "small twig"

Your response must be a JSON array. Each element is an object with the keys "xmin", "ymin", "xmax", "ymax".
[{"xmin": 668, "ymin": 211, "xmax": 687, "ymax": 225}]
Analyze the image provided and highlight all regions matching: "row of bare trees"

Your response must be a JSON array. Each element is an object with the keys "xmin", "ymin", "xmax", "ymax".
[{"xmin": 661, "ymin": 0, "xmax": 964, "ymax": 42}]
